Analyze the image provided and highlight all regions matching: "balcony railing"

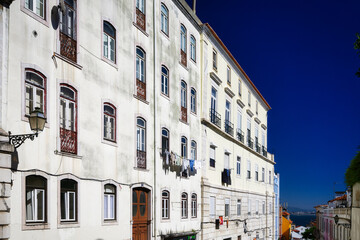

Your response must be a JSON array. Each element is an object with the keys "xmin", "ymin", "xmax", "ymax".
[
  {"xmin": 181, "ymin": 106, "xmax": 187, "ymax": 122},
  {"xmin": 60, "ymin": 32, "xmax": 77, "ymax": 62},
  {"xmin": 60, "ymin": 128, "xmax": 77, "ymax": 154},
  {"xmin": 209, "ymin": 108, "xmax": 221, "ymax": 128},
  {"xmin": 136, "ymin": 8, "xmax": 146, "ymax": 31},
  {"xmin": 136, "ymin": 79, "xmax": 146, "ymax": 100},
  {"xmin": 236, "ymin": 129, "xmax": 244, "ymax": 143},
  {"xmin": 256, "ymin": 143, "xmax": 261, "ymax": 153},
  {"xmin": 224, "ymin": 120, "xmax": 234, "ymax": 136},
  {"xmin": 137, "ymin": 150, "xmax": 146, "ymax": 169},
  {"xmin": 247, "ymin": 137, "xmax": 254, "ymax": 149},
  {"xmin": 181, "ymin": 50, "xmax": 187, "ymax": 66},
  {"xmin": 262, "ymin": 146, "xmax": 267, "ymax": 157}
]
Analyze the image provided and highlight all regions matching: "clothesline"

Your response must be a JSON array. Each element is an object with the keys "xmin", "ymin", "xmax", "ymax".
[{"xmin": 163, "ymin": 150, "xmax": 202, "ymax": 171}]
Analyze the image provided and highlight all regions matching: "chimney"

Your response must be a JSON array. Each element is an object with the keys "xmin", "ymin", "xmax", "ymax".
[{"xmin": 193, "ymin": 0, "xmax": 196, "ymax": 14}]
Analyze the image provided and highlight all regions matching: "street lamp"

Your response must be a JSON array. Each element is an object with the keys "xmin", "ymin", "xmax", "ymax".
[{"xmin": 9, "ymin": 107, "xmax": 46, "ymax": 148}]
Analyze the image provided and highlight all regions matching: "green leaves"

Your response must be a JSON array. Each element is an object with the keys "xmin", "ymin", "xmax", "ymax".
[{"xmin": 345, "ymin": 150, "xmax": 360, "ymax": 187}]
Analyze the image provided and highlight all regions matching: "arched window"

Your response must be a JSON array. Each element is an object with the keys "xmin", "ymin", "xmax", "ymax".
[
  {"xmin": 191, "ymin": 193, "xmax": 197, "ymax": 218},
  {"xmin": 162, "ymin": 190, "xmax": 169, "ymax": 219},
  {"xmin": 180, "ymin": 24, "xmax": 187, "ymax": 66},
  {"xmin": 103, "ymin": 103, "xmax": 116, "ymax": 142},
  {"xmin": 104, "ymin": 184, "xmax": 116, "ymax": 220},
  {"xmin": 161, "ymin": 128, "xmax": 169, "ymax": 155},
  {"xmin": 161, "ymin": 3, "xmax": 169, "ymax": 35},
  {"xmin": 103, "ymin": 21, "xmax": 116, "ymax": 62},
  {"xmin": 190, "ymin": 88, "xmax": 196, "ymax": 114},
  {"xmin": 181, "ymin": 192, "xmax": 188, "ymax": 218},
  {"xmin": 181, "ymin": 136, "xmax": 187, "ymax": 158},
  {"xmin": 136, "ymin": 117, "xmax": 146, "ymax": 169},
  {"xmin": 25, "ymin": 175, "xmax": 47, "ymax": 222},
  {"xmin": 60, "ymin": 84, "xmax": 77, "ymax": 154},
  {"xmin": 181, "ymin": 80, "xmax": 187, "ymax": 122},
  {"xmin": 60, "ymin": 0, "xmax": 77, "ymax": 62},
  {"xmin": 136, "ymin": 0, "xmax": 146, "ymax": 31},
  {"xmin": 60, "ymin": 179, "xmax": 77, "ymax": 222},
  {"xmin": 190, "ymin": 35, "xmax": 196, "ymax": 62},
  {"xmin": 136, "ymin": 47, "xmax": 146, "ymax": 100},
  {"xmin": 25, "ymin": 68, "xmax": 46, "ymax": 116},
  {"xmin": 191, "ymin": 140, "xmax": 197, "ymax": 160},
  {"xmin": 161, "ymin": 65, "xmax": 169, "ymax": 96}
]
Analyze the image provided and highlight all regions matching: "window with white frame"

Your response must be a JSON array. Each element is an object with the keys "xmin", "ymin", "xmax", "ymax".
[
  {"xmin": 60, "ymin": 84, "xmax": 77, "ymax": 154},
  {"xmin": 191, "ymin": 140, "xmax": 197, "ymax": 160},
  {"xmin": 256, "ymin": 200, "xmax": 259, "ymax": 215},
  {"xmin": 225, "ymin": 198, "xmax": 230, "ymax": 217},
  {"xmin": 181, "ymin": 136, "xmax": 187, "ymax": 159},
  {"xmin": 256, "ymin": 100, "xmax": 258, "ymax": 114},
  {"xmin": 213, "ymin": 49, "xmax": 217, "ymax": 70},
  {"xmin": 236, "ymin": 156, "xmax": 241, "ymax": 175},
  {"xmin": 181, "ymin": 192, "xmax": 188, "ymax": 218},
  {"xmin": 59, "ymin": 0, "xmax": 77, "ymax": 62},
  {"xmin": 136, "ymin": 117, "xmax": 146, "ymax": 169},
  {"xmin": 160, "ymin": 3, "xmax": 169, "ymax": 35},
  {"xmin": 191, "ymin": 193, "xmax": 197, "ymax": 218},
  {"xmin": 136, "ymin": 47, "xmax": 146, "ymax": 100},
  {"xmin": 247, "ymin": 160, "xmax": 251, "ymax": 179},
  {"xmin": 262, "ymin": 201, "xmax": 265, "ymax": 214},
  {"xmin": 190, "ymin": 88, "xmax": 196, "ymax": 114},
  {"xmin": 238, "ymin": 79, "xmax": 242, "ymax": 96},
  {"xmin": 103, "ymin": 21, "xmax": 116, "ymax": 62},
  {"xmin": 180, "ymin": 25, "xmax": 187, "ymax": 53},
  {"xmin": 210, "ymin": 146, "xmax": 216, "ymax": 168},
  {"xmin": 248, "ymin": 199, "xmax": 251, "ymax": 215},
  {"xmin": 227, "ymin": 66, "xmax": 231, "ymax": 85},
  {"xmin": 269, "ymin": 202, "xmax": 272, "ymax": 214},
  {"xmin": 269, "ymin": 170, "xmax": 272, "ymax": 184},
  {"xmin": 210, "ymin": 196, "xmax": 216, "ymax": 218},
  {"xmin": 262, "ymin": 167, "xmax": 265, "ymax": 182},
  {"xmin": 255, "ymin": 164, "xmax": 259, "ymax": 181},
  {"xmin": 162, "ymin": 190, "xmax": 169, "ymax": 219},
  {"xmin": 190, "ymin": 35, "xmax": 196, "ymax": 62},
  {"xmin": 136, "ymin": 0, "xmax": 145, "ymax": 13},
  {"xmin": 25, "ymin": 175, "xmax": 46, "ymax": 223},
  {"xmin": 161, "ymin": 128, "xmax": 169, "ymax": 155},
  {"xmin": 224, "ymin": 153, "xmax": 230, "ymax": 170},
  {"xmin": 25, "ymin": 69, "xmax": 46, "ymax": 117},
  {"xmin": 248, "ymin": 91, "xmax": 251, "ymax": 106},
  {"xmin": 103, "ymin": 103, "xmax": 116, "ymax": 142},
  {"xmin": 60, "ymin": 179, "xmax": 77, "ymax": 222},
  {"xmin": 181, "ymin": 81, "xmax": 187, "ymax": 121},
  {"xmin": 104, "ymin": 184, "xmax": 116, "ymax": 220},
  {"xmin": 25, "ymin": 0, "xmax": 45, "ymax": 19},
  {"xmin": 161, "ymin": 65, "xmax": 169, "ymax": 96},
  {"xmin": 237, "ymin": 199, "xmax": 241, "ymax": 216}
]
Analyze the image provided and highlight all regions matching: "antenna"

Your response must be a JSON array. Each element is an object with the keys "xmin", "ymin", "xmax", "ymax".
[{"xmin": 58, "ymin": 0, "xmax": 65, "ymax": 14}]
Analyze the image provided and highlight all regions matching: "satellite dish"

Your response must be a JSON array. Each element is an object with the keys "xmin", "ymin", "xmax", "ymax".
[{"xmin": 51, "ymin": 5, "xmax": 60, "ymax": 29}]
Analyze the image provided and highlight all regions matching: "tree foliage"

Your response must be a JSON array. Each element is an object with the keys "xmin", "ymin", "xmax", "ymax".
[
  {"xmin": 302, "ymin": 226, "xmax": 316, "ymax": 240},
  {"xmin": 345, "ymin": 150, "xmax": 360, "ymax": 186},
  {"xmin": 355, "ymin": 33, "xmax": 360, "ymax": 77}
]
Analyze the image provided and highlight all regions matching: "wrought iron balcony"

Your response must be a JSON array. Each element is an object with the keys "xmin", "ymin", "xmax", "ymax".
[
  {"xmin": 209, "ymin": 108, "xmax": 221, "ymax": 128},
  {"xmin": 224, "ymin": 120, "xmax": 234, "ymax": 136},
  {"xmin": 137, "ymin": 150, "xmax": 146, "ymax": 169},
  {"xmin": 256, "ymin": 143, "xmax": 261, "ymax": 153},
  {"xmin": 136, "ymin": 8, "xmax": 146, "ymax": 31},
  {"xmin": 136, "ymin": 79, "xmax": 146, "ymax": 100},
  {"xmin": 262, "ymin": 146, "xmax": 267, "ymax": 157},
  {"xmin": 236, "ymin": 129, "xmax": 244, "ymax": 143},
  {"xmin": 60, "ymin": 128, "xmax": 77, "ymax": 154},
  {"xmin": 181, "ymin": 50, "xmax": 187, "ymax": 66},
  {"xmin": 60, "ymin": 32, "xmax": 77, "ymax": 63},
  {"xmin": 247, "ymin": 137, "xmax": 254, "ymax": 149}
]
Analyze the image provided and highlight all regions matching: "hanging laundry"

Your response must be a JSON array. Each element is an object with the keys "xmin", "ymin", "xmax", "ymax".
[
  {"xmin": 194, "ymin": 160, "xmax": 202, "ymax": 170},
  {"xmin": 189, "ymin": 159, "xmax": 194, "ymax": 171}
]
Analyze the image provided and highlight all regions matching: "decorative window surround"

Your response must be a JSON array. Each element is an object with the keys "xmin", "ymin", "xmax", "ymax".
[
  {"xmin": 210, "ymin": 72, "xmax": 222, "ymax": 86},
  {"xmin": 237, "ymin": 99, "xmax": 245, "ymax": 108},
  {"xmin": 225, "ymin": 87, "xmax": 235, "ymax": 98},
  {"xmin": 246, "ymin": 109, "xmax": 254, "ymax": 117}
]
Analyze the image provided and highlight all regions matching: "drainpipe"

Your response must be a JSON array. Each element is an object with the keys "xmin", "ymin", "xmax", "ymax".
[{"xmin": 153, "ymin": 0, "xmax": 157, "ymax": 238}]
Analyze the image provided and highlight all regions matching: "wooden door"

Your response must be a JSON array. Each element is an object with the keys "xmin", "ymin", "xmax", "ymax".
[{"xmin": 132, "ymin": 188, "xmax": 149, "ymax": 240}]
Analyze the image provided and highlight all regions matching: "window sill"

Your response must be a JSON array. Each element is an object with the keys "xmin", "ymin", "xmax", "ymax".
[
  {"xmin": 133, "ymin": 167, "xmax": 149, "ymax": 172},
  {"xmin": 160, "ymin": 218, "xmax": 171, "ymax": 223},
  {"xmin": 21, "ymin": 7, "xmax": 49, "ymax": 28},
  {"xmin": 179, "ymin": 119, "xmax": 189, "ymax": 125},
  {"xmin": 54, "ymin": 150, "xmax": 83, "ymax": 159},
  {"xmin": 209, "ymin": 166, "xmax": 216, "ymax": 171},
  {"xmin": 179, "ymin": 61, "xmax": 189, "ymax": 71},
  {"xmin": 53, "ymin": 53, "xmax": 83, "ymax": 70},
  {"xmin": 160, "ymin": 93, "xmax": 170, "ymax": 101},
  {"xmin": 102, "ymin": 139, "xmax": 118, "ymax": 147},
  {"xmin": 160, "ymin": 30, "xmax": 169, "ymax": 39},
  {"xmin": 58, "ymin": 221, "xmax": 80, "ymax": 229},
  {"xmin": 22, "ymin": 222, "xmax": 50, "ymax": 231},
  {"xmin": 133, "ymin": 22, "xmax": 149, "ymax": 37},
  {"xmin": 101, "ymin": 57, "xmax": 118, "ymax": 70},
  {"xmin": 102, "ymin": 220, "xmax": 118, "ymax": 226},
  {"xmin": 133, "ymin": 94, "xmax": 149, "ymax": 105},
  {"xmin": 190, "ymin": 58, "xmax": 197, "ymax": 67},
  {"xmin": 190, "ymin": 111, "xmax": 197, "ymax": 118}
]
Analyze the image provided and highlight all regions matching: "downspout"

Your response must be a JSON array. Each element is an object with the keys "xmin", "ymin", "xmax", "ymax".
[{"xmin": 153, "ymin": 0, "xmax": 157, "ymax": 238}]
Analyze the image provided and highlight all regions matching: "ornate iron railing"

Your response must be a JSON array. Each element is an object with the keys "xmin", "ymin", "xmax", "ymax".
[
  {"xmin": 224, "ymin": 120, "xmax": 234, "ymax": 136},
  {"xmin": 136, "ymin": 8, "xmax": 146, "ymax": 31},
  {"xmin": 181, "ymin": 50, "xmax": 187, "ymax": 66},
  {"xmin": 60, "ymin": 32, "xmax": 77, "ymax": 62},
  {"xmin": 60, "ymin": 128, "xmax": 77, "ymax": 154},
  {"xmin": 137, "ymin": 150, "xmax": 146, "ymax": 169},
  {"xmin": 181, "ymin": 106, "xmax": 187, "ymax": 122},
  {"xmin": 247, "ymin": 137, "xmax": 254, "ymax": 149},
  {"xmin": 262, "ymin": 146, "xmax": 267, "ymax": 157},
  {"xmin": 256, "ymin": 143, "xmax": 261, "ymax": 153},
  {"xmin": 209, "ymin": 108, "xmax": 221, "ymax": 128},
  {"xmin": 236, "ymin": 129, "xmax": 244, "ymax": 143},
  {"xmin": 136, "ymin": 79, "xmax": 146, "ymax": 100}
]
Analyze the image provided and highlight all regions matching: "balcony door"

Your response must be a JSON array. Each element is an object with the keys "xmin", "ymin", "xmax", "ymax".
[{"xmin": 211, "ymin": 87, "xmax": 217, "ymax": 111}]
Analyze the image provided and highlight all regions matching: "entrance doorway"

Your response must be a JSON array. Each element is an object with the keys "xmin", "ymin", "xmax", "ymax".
[{"xmin": 132, "ymin": 188, "xmax": 149, "ymax": 240}]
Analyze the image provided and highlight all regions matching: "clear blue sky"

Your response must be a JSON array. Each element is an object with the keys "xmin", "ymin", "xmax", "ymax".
[{"xmin": 190, "ymin": 0, "xmax": 360, "ymax": 210}]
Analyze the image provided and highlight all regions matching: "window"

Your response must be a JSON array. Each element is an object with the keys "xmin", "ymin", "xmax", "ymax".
[
  {"xmin": 135, "ymin": 0, "xmax": 146, "ymax": 31},
  {"xmin": 213, "ymin": 49, "xmax": 217, "ymax": 70},
  {"xmin": 191, "ymin": 141, "xmax": 197, "ymax": 160},
  {"xmin": 161, "ymin": 128, "xmax": 169, "ymax": 156},
  {"xmin": 60, "ymin": 84, "xmax": 77, "ymax": 154},
  {"xmin": 160, "ymin": 3, "xmax": 169, "ymax": 35},
  {"xmin": 227, "ymin": 66, "xmax": 231, "ymax": 85},
  {"xmin": 181, "ymin": 136, "xmax": 187, "ymax": 158},
  {"xmin": 25, "ymin": 0, "xmax": 45, "ymax": 18},
  {"xmin": 269, "ymin": 202, "xmax": 272, "ymax": 214},
  {"xmin": 255, "ymin": 164, "xmax": 259, "ymax": 181},
  {"xmin": 247, "ymin": 160, "xmax": 251, "ymax": 179},
  {"xmin": 262, "ymin": 168, "xmax": 265, "ymax": 182},
  {"xmin": 225, "ymin": 198, "xmax": 230, "ymax": 217},
  {"xmin": 180, "ymin": 25, "xmax": 187, "ymax": 66},
  {"xmin": 248, "ymin": 199, "xmax": 251, "ymax": 215},
  {"xmin": 238, "ymin": 79, "xmax": 242, "ymax": 96},
  {"xmin": 190, "ymin": 88, "xmax": 196, "ymax": 114},
  {"xmin": 237, "ymin": 199, "xmax": 241, "ymax": 216},
  {"xmin": 224, "ymin": 153, "xmax": 230, "ymax": 170},
  {"xmin": 210, "ymin": 146, "xmax": 216, "ymax": 168},
  {"xmin": 136, "ymin": 117, "xmax": 146, "ymax": 169},
  {"xmin": 256, "ymin": 100, "xmax": 258, "ymax": 114},
  {"xmin": 269, "ymin": 171, "xmax": 272, "ymax": 184},
  {"xmin": 162, "ymin": 190, "xmax": 169, "ymax": 219},
  {"xmin": 59, "ymin": 0, "xmax": 77, "ymax": 62},
  {"xmin": 26, "ymin": 175, "xmax": 46, "ymax": 223},
  {"xmin": 181, "ymin": 81, "xmax": 187, "ymax": 122},
  {"xmin": 191, "ymin": 193, "xmax": 197, "ymax": 218},
  {"xmin": 60, "ymin": 179, "xmax": 77, "ymax": 222},
  {"xmin": 103, "ymin": 103, "xmax": 116, "ymax": 142},
  {"xmin": 161, "ymin": 66, "xmax": 169, "ymax": 96},
  {"xmin": 136, "ymin": 47, "xmax": 146, "ymax": 100},
  {"xmin": 210, "ymin": 196, "xmax": 216, "ymax": 218},
  {"xmin": 248, "ymin": 91, "xmax": 251, "ymax": 106},
  {"xmin": 262, "ymin": 201, "xmax": 265, "ymax": 214},
  {"xmin": 236, "ymin": 156, "xmax": 241, "ymax": 175},
  {"xmin": 103, "ymin": 21, "xmax": 116, "ymax": 63},
  {"xmin": 225, "ymin": 100, "xmax": 231, "ymax": 123},
  {"xmin": 190, "ymin": 35, "xmax": 196, "ymax": 62},
  {"xmin": 247, "ymin": 117, "xmax": 252, "ymax": 149},
  {"xmin": 104, "ymin": 184, "xmax": 116, "ymax": 220},
  {"xmin": 256, "ymin": 200, "xmax": 259, "ymax": 215},
  {"xmin": 181, "ymin": 192, "xmax": 188, "ymax": 218},
  {"xmin": 25, "ymin": 69, "xmax": 46, "ymax": 117}
]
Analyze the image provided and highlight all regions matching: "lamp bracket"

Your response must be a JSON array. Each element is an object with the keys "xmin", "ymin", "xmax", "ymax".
[{"xmin": 8, "ymin": 131, "xmax": 38, "ymax": 149}]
